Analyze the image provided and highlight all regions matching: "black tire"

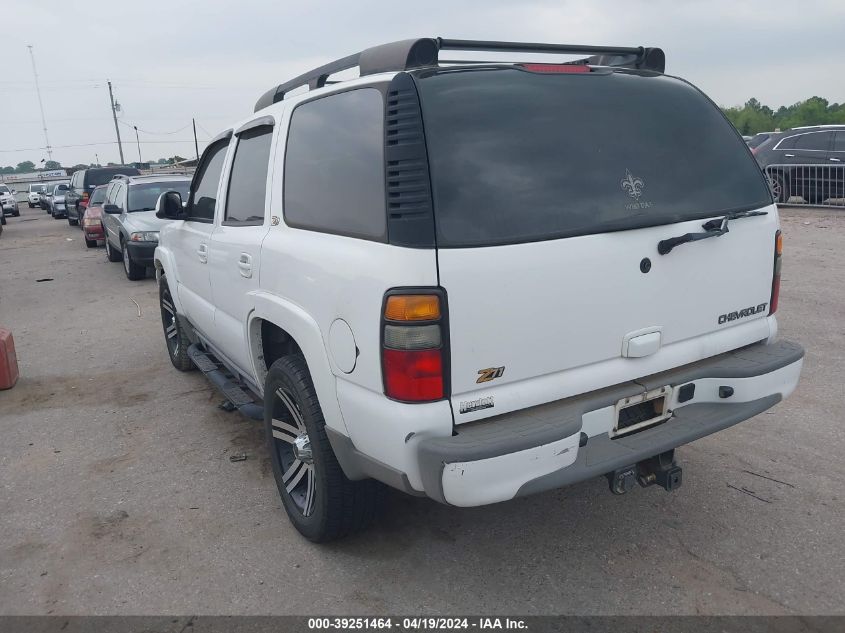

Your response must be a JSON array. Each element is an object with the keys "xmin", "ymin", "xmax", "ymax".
[
  {"xmin": 106, "ymin": 237, "xmax": 122, "ymax": 262},
  {"xmin": 68, "ymin": 216, "xmax": 78, "ymax": 226},
  {"xmin": 28, "ymin": 203, "xmax": 34, "ymax": 208},
  {"xmin": 122, "ymin": 239, "xmax": 145, "ymax": 280},
  {"xmin": 12, "ymin": 210, "xmax": 19, "ymax": 217},
  {"xmin": 767, "ymin": 171, "xmax": 790, "ymax": 203},
  {"xmin": 159, "ymin": 278, "xmax": 193, "ymax": 371},
  {"xmin": 85, "ymin": 237, "xmax": 97, "ymax": 248},
  {"xmin": 264, "ymin": 355, "xmax": 380, "ymax": 542}
]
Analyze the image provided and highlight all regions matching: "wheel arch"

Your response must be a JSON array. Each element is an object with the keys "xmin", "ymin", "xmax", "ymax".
[
  {"xmin": 153, "ymin": 246, "xmax": 186, "ymax": 315},
  {"xmin": 248, "ymin": 291, "xmax": 348, "ymax": 436}
]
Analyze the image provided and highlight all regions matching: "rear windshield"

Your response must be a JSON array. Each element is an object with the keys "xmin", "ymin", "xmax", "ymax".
[
  {"xmin": 127, "ymin": 181, "xmax": 190, "ymax": 212},
  {"xmin": 90, "ymin": 187, "xmax": 107, "ymax": 205},
  {"xmin": 415, "ymin": 68, "xmax": 771, "ymax": 247},
  {"xmin": 30, "ymin": 184, "xmax": 47, "ymax": 193},
  {"xmin": 747, "ymin": 133, "xmax": 770, "ymax": 149},
  {"xmin": 88, "ymin": 168, "xmax": 141, "ymax": 187}
]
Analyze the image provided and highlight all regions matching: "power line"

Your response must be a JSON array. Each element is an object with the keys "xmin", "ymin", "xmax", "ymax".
[{"xmin": 117, "ymin": 120, "xmax": 192, "ymax": 136}]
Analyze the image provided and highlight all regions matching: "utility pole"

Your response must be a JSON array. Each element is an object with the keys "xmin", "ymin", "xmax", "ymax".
[
  {"xmin": 107, "ymin": 81, "xmax": 125, "ymax": 164},
  {"xmin": 134, "ymin": 126, "xmax": 142, "ymax": 164},
  {"xmin": 192, "ymin": 118, "xmax": 199, "ymax": 161},
  {"xmin": 27, "ymin": 45, "xmax": 52, "ymax": 161}
]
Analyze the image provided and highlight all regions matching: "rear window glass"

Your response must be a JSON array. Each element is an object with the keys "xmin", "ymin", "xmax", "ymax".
[
  {"xmin": 128, "ymin": 181, "xmax": 190, "ymax": 212},
  {"xmin": 416, "ymin": 68, "xmax": 772, "ymax": 247},
  {"xmin": 87, "ymin": 168, "xmax": 141, "ymax": 187},
  {"xmin": 747, "ymin": 134, "xmax": 770, "ymax": 149},
  {"xmin": 90, "ymin": 187, "xmax": 108, "ymax": 204}
]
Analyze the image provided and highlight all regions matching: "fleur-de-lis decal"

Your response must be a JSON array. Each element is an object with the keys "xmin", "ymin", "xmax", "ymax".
[{"xmin": 620, "ymin": 169, "xmax": 645, "ymax": 200}]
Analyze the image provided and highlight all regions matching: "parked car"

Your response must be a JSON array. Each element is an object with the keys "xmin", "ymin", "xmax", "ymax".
[
  {"xmin": 28, "ymin": 183, "xmax": 48, "ymax": 208},
  {"xmin": 81, "ymin": 185, "xmax": 109, "ymax": 248},
  {"xmin": 751, "ymin": 124, "xmax": 845, "ymax": 203},
  {"xmin": 66, "ymin": 166, "xmax": 141, "ymax": 226},
  {"xmin": 103, "ymin": 174, "xmax": 190, "ymax": 279},
  {"xmin": 40, "ymin": 181, "xmax": 68, "ymax": 212},
  {"xmin": 154, "ymin": 38, "xmax": 804, "ymax": 542},
  {"xmin": 0, "ymin": 184, "xmax": 20, "ymax": 217},
  {"xmin": 48, "ymin": 182, "xmax": 71, "ymax": 218}
]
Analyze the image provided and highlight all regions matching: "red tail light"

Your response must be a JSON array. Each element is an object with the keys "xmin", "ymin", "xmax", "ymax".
[
  {"xmin": 769, "ymin": 230, "xmax": 782, "ymax": 315},
  {"xmin": 382, "ymin": 290, "xmax": 447, "ymax": 402},
  {"xmin": 520, "ymin": 63, "xmax": 590, "ymax": 74}
]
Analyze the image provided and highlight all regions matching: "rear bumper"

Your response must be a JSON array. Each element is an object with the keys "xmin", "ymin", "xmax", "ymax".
[{"xmin": 410, "ymin": 339, "xmax": 803, "ymax": 506}]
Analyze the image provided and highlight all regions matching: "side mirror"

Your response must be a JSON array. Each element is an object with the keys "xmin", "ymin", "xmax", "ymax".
[
  {"xmin": 103, "ymin": 204, "xmax": 121, "ymax": 215},
  {"xmin": 155, "ymin": 191, "xmax": 184, "ymax": 220},
  {"xmin": 10, "ymin": 189, "xmax": 16, "ymax": 194}
]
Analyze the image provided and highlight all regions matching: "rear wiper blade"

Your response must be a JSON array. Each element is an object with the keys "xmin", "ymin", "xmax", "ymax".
[{"xmin": 658, "ymin": 210, "xmax": 768, "ymax": 255}]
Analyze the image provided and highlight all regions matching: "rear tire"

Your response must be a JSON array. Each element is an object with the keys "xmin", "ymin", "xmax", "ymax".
[
  {"xmin": 68, "ymin": 216, "xmax": 78, "ymax": 226},
  {"xmin": 264, "ymin": 355, "xmax": 381, "ymax": 542},
  {"xmin": 85, "ymin": 237, "xmax": 97, "ymax": 248},
  {"xmin": 106, "ymin": 238, "xmax": 122, "ymax": 262},
  {"xmin": 768, "ymin": 171, "xmax": 790, "ymax": 203},
  {"xmin": 159, "ymin": 278, "xmax": 194, "ymax": 371},
  {"xmin": 122, "ymin": 239, "xmax": 145, "ymax": 280}
]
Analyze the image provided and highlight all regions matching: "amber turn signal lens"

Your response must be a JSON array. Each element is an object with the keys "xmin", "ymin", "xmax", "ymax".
[
  {"xmin": 775, "ymin": 231, "xmax": 783, "ymax": 256},
  {"xmin": 385, "ymin": 295, "xmax": 440, "ymax": 321}
]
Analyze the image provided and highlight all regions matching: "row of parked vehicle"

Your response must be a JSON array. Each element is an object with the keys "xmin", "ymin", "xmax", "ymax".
[{"xmin": 23, "ymin": 166, "xmax": 191, "ymax": 278}]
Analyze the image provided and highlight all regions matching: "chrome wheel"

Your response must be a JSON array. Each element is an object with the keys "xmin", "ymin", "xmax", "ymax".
[
  {"xmin": 271, "ymin": 387, "xmax": 316, "ymax": 517},
  {"xmin": 122, "ymin": 243, "xmax": 131, "ymax": 275}
]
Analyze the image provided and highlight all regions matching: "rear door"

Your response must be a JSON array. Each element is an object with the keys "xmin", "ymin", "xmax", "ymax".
[
  {"xmin": 207, "ymin": 119, "xmax": 274, "ymax": 377},
  {"xmin": 415, "ymin": 67, "xmax": 777, "ymax": 423}
]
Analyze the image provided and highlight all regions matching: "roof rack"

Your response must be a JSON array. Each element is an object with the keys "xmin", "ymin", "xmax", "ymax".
[{"xmin": 254, "ymin": 37, "xmax": 665, "ymax": 111}]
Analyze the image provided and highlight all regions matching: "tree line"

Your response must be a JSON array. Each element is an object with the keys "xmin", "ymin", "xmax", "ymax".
[
  {"xmin": 721, "ymin": 96, "xmax": 845, "ymax": 136},
  {"xmin": 0, "ymin": 156, "xmax": 188, "ymax": 175}
]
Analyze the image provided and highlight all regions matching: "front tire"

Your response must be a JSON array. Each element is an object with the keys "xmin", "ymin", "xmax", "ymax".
[
  {"xmin": 159, "ymin": 278, "xmax": 193, "ymax": 371},
  {"xmin": 122, "ymin": 240, "xmax": 145, "ymax": 280},
  {"xmin": 264, "ymin": 355, "xmax": 380, "ymax": 542},
  {"xmin": 106, "ymin": 238, "xmax": 122, "ymax": 262},
  {"xmin": 768, "ymin": 171, "xmax": 790, "ymax": 203}
]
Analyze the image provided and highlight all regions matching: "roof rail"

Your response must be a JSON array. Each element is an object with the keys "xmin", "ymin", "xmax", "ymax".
[{"xmin": 254, "ymin": 37, "xmax": 665, "ymax": 111}]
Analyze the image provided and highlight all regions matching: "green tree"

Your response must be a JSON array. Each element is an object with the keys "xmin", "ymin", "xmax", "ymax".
[
  {"xmin": 16, "ymin": 161, "xmax": 36, "ymax": 173},
  {"xmin": 721, "ymin": 96, "xmax": 845, "ymax": 135},
  {"xmin": 44, "ymin": 160, "xmax": 62, "ymax": 170}
]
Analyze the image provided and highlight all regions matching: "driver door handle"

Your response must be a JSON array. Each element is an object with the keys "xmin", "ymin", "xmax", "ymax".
[
  {"xmin": 197, "ymin": 243, "xmax": 208, "ymax": 264},
  {"xmin": 238, "ymin": 253, "xmax": 253, "ymax": 279},
  {"xmin": 830, "ymin": 157, "xmax": 841, "ymax": 162}
]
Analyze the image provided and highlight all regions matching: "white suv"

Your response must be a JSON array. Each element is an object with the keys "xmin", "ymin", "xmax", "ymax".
[{"xmin": 154, "ymin": 38, "xmax": 804, "ymax": 542}]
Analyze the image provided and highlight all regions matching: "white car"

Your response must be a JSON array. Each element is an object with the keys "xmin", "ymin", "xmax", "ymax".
[
  {"xmin": 28, "ymin": 183, "xmax": 48, "ymax": 208},
  {"xmin": 0, "ymin": 184, "xmax": 19, "ymax": 217},
  {"xmin": 153, "ymin": 38, "xmax": 804, "ymax": 542}
]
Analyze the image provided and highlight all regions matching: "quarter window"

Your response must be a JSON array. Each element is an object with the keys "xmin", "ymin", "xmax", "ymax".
[
  {"xmin": 284, "ymin": 88, "xmax": 386, "ymax": 240},
  {"xmin": 188, "ymin": 140, "xmax": 229, "ymax": 221},
  {"xmin": 224, "ymin": 127, "xmax": 273, "ymax": 225},
  {"xmin": 832, "ymin": 132, "xmax": 845, "ymax": 152}
]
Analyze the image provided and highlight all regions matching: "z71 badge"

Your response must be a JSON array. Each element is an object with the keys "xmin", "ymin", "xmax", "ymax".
[{"xmin": 476, "ymin": 366, "xmax": 505, "ymax": 384}]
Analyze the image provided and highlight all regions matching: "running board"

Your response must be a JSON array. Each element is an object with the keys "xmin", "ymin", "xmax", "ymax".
[{"xmin": 187, "ymin": 344, "xmax": 263, "ymax": 421}]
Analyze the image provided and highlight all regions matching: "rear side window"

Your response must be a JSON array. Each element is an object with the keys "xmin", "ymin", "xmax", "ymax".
[
  {"xmin": 416, "ymin": 68, "xmax": 772, "ymax": 247},
  {"xmin": 833, "ymin": 132, "xmax": 845, "ymax": 152},
  {"xmin": 747, "ymin": 134, "xmax": 770, "ymax": 149},
  {"xmin": 284, "ymin": 88, "xmax": 386, "ymax": 240},
  {"xmin": 188, "ymin": 141, "xmax": 229, "ymax": 221},
  {"xmin": 224, "ymin": 127, "xmax": 273, "ymax": 225},
  {"xmin": 793, "ymin": 132, "xmax": 832, "ymax": 151}
]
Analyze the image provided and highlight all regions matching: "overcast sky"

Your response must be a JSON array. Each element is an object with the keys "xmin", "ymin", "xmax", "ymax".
[{"xmin": 1, "ymin": 0, "xmax": 843, "ymax": 167}]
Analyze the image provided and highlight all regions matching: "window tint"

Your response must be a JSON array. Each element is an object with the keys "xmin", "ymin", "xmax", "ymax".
[
  {"xmin": 189, "ymin": 141, "xmax": 228, "ymax": 221},
  {"xmin": 284, "ymin": 88, "xmax": 386, "ymax": 240},
  {"xmin": 128, "ymin": 181, "xmax": 190, "ymax": 213},
  {"xmin": 224, "ymin": 127, "xmax": 273, "ymax": 225},
  {"xmin": 794, "ymin": 132, "xmax": 832, "ymax": 151},
  {"xmin": 747, "ymin": 134, "xmax": 770, "ymax": 149},
  {"xmin": 831, "ymin": 132, "xmax": 845, "ymax": 152},
  {"xmin": 90, "ymin": 187, "xmax": 107, "ymax": 205},
  {"xmin": 416, "ymin": 69, "xmax": 772, "ymax": 247},
  {"xmin": 776, "ymin": 135, "xmax": 796, "ymax": 150},
  {"xmin": 88, "ymin": 167, "xmax": 140, "ymax": 187}
]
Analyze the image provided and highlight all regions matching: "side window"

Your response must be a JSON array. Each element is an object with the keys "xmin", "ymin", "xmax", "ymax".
[
  {"xmin": 284, "ymin": 88, "xmax": 386, "ymax": 240},
  {"xmin": 188, "ymin": 140, "xmax": 229, "ymax": 221},
  {"xmin": 794, "ymin": 132, "xmax": 832, "ymax": 151},
  {"xmin": 776, "ymin": 136, "xmax": 797, "ymax": 150},
  {"xmin": 833, "ymin": 132, "xmax": 845, "ymax": 152},
  {"xmin": 224, "ymin": 126, "xmax": 273, "ymax": 225},
  {"xmin": 112, "ymin": 184, "xmax": 125, "ymax": 209}
]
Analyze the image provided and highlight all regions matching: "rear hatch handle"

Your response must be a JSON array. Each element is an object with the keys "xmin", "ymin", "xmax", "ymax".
[{"xmin": 657, "ymin": 210, "xmax": 768, "ymax": 255}]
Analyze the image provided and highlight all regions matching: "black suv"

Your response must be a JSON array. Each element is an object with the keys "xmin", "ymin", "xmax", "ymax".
[
  {"xmin": 65, "ymin": 166, "xmax": 141, "ymax": 225},
  {"xmin": 752, "ymin": 125, "xmax": 845, "ymax": 203}
]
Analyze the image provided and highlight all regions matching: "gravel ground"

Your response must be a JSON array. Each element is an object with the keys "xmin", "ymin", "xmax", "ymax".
[{"xmin": 0, "ymin": 204, "xmax": 843, "ymax": 615}]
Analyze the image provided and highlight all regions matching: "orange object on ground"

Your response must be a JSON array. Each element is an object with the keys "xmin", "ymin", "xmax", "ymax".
[{"xmin": 0, "ymin": 328, "xmax": 19, "ymax": 390}]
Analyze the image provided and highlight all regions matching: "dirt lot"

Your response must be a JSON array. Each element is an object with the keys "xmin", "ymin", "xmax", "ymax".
[{"xmin": 0, "ymin": 204, "xmax": 843, "ymax": 615}]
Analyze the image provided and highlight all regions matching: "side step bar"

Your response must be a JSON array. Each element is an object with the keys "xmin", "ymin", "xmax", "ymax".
[{"xmin": 187, "ymin": 344, "xmax": 263, "ymax": 421}]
